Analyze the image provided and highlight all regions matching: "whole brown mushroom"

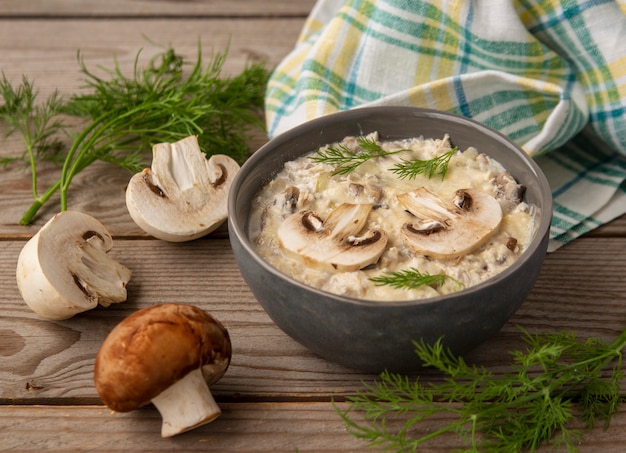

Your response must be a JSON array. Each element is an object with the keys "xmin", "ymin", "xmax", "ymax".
[{"xmin": 94, "ymin": 303, "xmax": 231, "ymax": 437}]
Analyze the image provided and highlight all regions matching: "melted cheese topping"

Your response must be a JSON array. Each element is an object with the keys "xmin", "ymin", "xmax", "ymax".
[{"xmin": 249, "ymin": 133, "xmax": 539, "ymax": 301}]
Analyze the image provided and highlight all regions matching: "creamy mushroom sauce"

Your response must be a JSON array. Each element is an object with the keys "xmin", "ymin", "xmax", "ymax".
[{"xmin": 249, "ymin": 133, "xmax": 539, "ymax": 301}]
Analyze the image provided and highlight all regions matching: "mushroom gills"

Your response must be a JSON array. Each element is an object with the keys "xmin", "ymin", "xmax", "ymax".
[
  {"xmin": 16, "ymin": 211, "xmax": 131, "ymax": 320},
  {"xmin": 278, "ymin": 203, "xmax": 388, "ymax": 272},
  {"xmin": 71, "ymin": 232, "xmax": 131, "ymax": 307},
  {"xmin": 398, "ymin": 187, "xmax": 502, "ymax": 259}
]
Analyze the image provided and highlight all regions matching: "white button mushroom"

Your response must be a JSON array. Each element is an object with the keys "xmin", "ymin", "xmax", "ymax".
[
  {"xmin": 398, "ymin": 187, "xmax": 503, "ymax": 259},
  {"xmin": 277, "ymin": 203, "xmax": 388, "ymax": 272},
  {"xmin": 125, "ymin": 135, "xmax": 240, "ymax": 242},
  {"xmin": 94, "ymin": 303, "xmax": 232, "ymax": 438},
  {"xmin": 16, "ymin": 210, "xmax": 131, "ymax": 320}
]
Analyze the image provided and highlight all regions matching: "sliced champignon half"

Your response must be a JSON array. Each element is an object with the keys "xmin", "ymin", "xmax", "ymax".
[
  {"xmin": 125, "ymin": 135, "xmax": 240, "ymax": 242},
  {"xmin": 277, "ymin": 203, "xmax": 388, "ymax": 272},
  {"xmin": 398, "ymin": 187, "xmax": 502, "ymax": 259},
  {"xmin": 16, "ymin": 210, "xmax": 131, "ymax": 321},
  {"xmin": 94, "ymin": 303, "xmax": 232, "ymax": 438}
]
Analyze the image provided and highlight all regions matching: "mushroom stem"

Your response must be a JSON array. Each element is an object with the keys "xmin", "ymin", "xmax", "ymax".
[{"xmin": 150, "ymin": 367, "xmax": 221, "ymax": 438}]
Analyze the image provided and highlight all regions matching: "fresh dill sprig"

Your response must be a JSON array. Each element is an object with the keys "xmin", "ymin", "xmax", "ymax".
[
  {"xmin": 0, "ymin": 44, "xmax": 270, "ymax": 225},
  {"xmin": 309, "ymin": 136, "xmax": 406, "ymax": 175},
  {"xmin": 310, "ymin": 135, "xmax": 456, "ymax": 180},
  {"xmin": 390, "ymin": 147, "xmax": 456, "ymax": 180},
  {"xmin": 0, "ymin": 74, "xmax": 66, "ymax": 168},
  {"xmin": 336, "ymin": 327, "xmax": 626, "ymax": 452},
  {"xmin": 369, "ymin": 268, "xmax": 461, "ymax": 291}
]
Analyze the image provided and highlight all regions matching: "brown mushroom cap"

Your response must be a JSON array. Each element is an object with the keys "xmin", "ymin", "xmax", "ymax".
[{"xmin": 94, "ymin": 303, "xmax": 231, "ymax": 413}]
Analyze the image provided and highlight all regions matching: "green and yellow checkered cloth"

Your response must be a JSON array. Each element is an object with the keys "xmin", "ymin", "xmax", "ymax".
[{"xmin": 265, "ymin": 0, "xmax": 626, "ymax": 251}]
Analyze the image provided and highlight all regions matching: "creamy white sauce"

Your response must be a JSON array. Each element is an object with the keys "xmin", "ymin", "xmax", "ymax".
[{"xmin": 249, "ymin": 133, "xmax": 538, "ymax": 301}]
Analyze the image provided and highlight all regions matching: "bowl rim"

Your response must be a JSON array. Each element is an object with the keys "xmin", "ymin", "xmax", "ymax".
[{"xmin": 228, "ymin": 106, "xmax": 553, "ymax": 308}]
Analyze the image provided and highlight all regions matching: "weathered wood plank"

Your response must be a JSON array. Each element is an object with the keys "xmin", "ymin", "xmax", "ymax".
[
  {"xmin": 1, "ymin": 402, "xmax": 625, "ymax": 452},
  {"xmin": 0, "ymin": 403, "xmax": 377, "ymax": 452},
  {"xmin": 0, "ymin": 0, "xmax": 316, "ymax": 17},
  {"xmin": 2, "ymin": 236, "xmax": 626, "ymax": 403},
  {"xmin": 0, "ymin": 159, "xmax": 145, "ymax": 237},
  {"xmin": 0, "ymin": 18, "xmax": 302, "ymax": 98},
  {"xmin": 588, "ymin": 214, "xmax": 626, "ymax": 237}
]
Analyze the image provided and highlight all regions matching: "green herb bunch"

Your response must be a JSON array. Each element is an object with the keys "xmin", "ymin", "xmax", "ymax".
[
  {"xmin": 337, "ymin": 328, "xmax": 626, "ymax": 452},
  {"xmin": 0, "ymin": 44, "xmax": 270, "ymax": 225}
]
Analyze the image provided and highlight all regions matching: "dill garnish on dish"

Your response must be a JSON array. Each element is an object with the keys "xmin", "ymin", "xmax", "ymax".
[
  {"xmin": 390, "ymin": 147, "xmax": 456, "ymax": 180},
  {"xmin": 369, "ymin": 268, "xmax": 462, "ymax": 291},
  {"xmin": 309, "ymin": 136, "xmax": 405, "ymax": 175},
  {"xmin": 310, "ymin": 135, "xmax": 456, "ymax": 180}
]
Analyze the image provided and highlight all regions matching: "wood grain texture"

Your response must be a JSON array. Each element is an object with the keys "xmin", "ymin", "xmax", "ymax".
[
  {"xmin": 0, "ymin": 18, "xmax": 301, "ymax": 101},
  {"xmin": 1, "ymin": 403, "xmax": 626, "ymax": 452},
  {"xmin": 0, "ymin": 0, "xmax": 317, "ymax": 17},
  {"xmin": 0, "ymin": 403, "xmax": 432, "ymax": 452}
]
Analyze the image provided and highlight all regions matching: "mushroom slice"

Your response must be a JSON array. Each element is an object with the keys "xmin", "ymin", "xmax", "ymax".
[
  {"xmin": 94, "ymin": 303, "xmax": 232, "ymax": 438},
  {"xmin": 398, "ymin": 187, "xmax": 502, "ymax": 259},
  {"xmin": 495, "ymin": 172, "xmax": 527, "ymax": 204},
  {"xmin": 125, "ymin": 135, "xmax": 240, "ymax": 242},
  {"xmin": 277, "ymin": 203, "xmax": 388, "ymax": 272},
  {"xmin": 16, "ymin": 211, "xmax": 131, "ymax": 320},
  {"xmin": 283, "ymin": 186, "xmax": 300, "ymax": 213}
]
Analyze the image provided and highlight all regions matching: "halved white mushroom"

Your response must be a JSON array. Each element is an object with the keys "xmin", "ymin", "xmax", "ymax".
[
  {"xmin": 16, "ymin": 211, "xmax": 131, "ymax": 320},
  {"xmin": 125, "ymin": 135, "xmax": 240, "ymax": 242},
  {"xmin": 277, "ymin": 203, "xmax": 388, "ymax": 272},
  {"xmin": 398, "ymin": 187, "xmax": 502, "ymax": 259}
]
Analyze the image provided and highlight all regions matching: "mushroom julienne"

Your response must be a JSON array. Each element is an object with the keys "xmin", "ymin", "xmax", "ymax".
[
  {"xmin": 126, "ymin": 135, "xmax": 240, "ymax": 242},
  {"xmin": 16, "ymin": 210, "xmax": 131, "ymax": 320},
  {"xmin": 250, "ymin": 133, "xmax": 540, "ymax": 301},
  {"xmin": 94, "ymin": 303, "xmax": 232, "ymax": 438}
]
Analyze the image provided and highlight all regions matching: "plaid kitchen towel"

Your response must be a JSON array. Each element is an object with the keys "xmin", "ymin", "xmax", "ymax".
[{"xmin": 265, "ymin": 0, "xmax": 626, "ymax": 251}]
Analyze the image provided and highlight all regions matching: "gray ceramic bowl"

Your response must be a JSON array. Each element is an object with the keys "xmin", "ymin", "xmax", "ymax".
[{"xmin": 228, "ymin": 107, "xmax": 552, "ymax": 373}]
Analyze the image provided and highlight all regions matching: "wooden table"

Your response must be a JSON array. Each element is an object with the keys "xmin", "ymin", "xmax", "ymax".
[{"xmin": 1, "ymin": 1, "xmax": 626, "ymax": 451}]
